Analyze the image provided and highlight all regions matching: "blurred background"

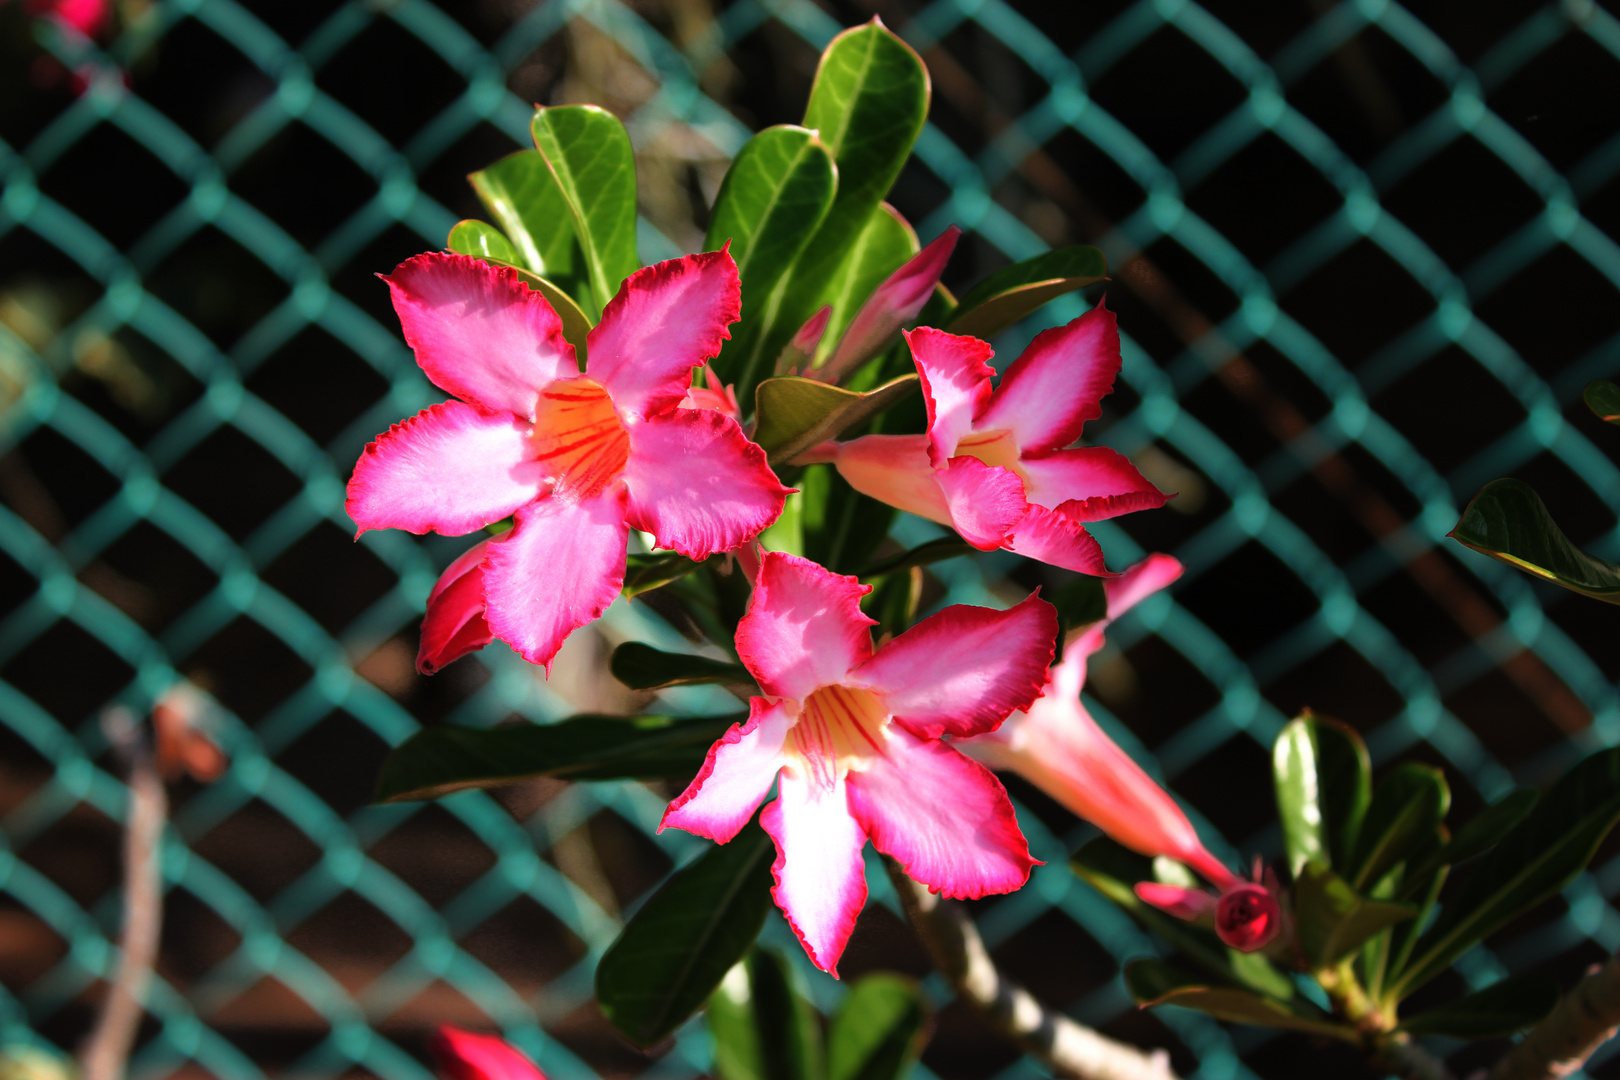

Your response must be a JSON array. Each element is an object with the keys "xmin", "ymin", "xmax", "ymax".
[{"xmin": 3, "ymin": 0, "xmax": 1620, "ymax": 1078}]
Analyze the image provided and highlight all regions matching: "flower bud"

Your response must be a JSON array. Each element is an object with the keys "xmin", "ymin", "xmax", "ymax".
[
  {"xmin": 1134, "ymin": 881, "xmax": 1215, "ymax": 921},
  {"xmin": 430, "ymin": 1026, "xmax": 544, "ymax": 1080},
  {"xmin": 1214, "ymin": 882, "xmax": 1281, "ymax": 952}
]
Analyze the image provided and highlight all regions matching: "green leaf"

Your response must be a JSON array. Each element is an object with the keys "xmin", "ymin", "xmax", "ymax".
[
  {"xmin": 857, "ymin": 537, "xmax": 975, "ymax": 580},
  {"xmin": 1124, "ymin": 960, "xmax": 1354, "ymax": 1039},
  {"xmin": 753, "ymin": 374, "xmax": 918, "ymax": 466},
  {"xmin": 1072, "ymin": 839, "xmax": 1293, "ymax": 1000},
  {"xmin": 1348, "ymin": 764, "xmax": 1450, "ymax": 891},
  {"xmin": 530, "ymin": 105, "xmax": 640, "ymax": 316},
  {"xmin": 801, "ymin": 463, "xmax": 897, "ymax": 576},
  {"xmin": 1272, "ymin": 713, "xmax": 1371, "ymax": 876},
  {"xmin": 1449, "ymin": 478, "xmax": 1620, "ymax": 604},
  {"xmin": 1396, "ymin": 973, "xmax": 1560, "ymax": 1038},
  {"xmin": 468, "ymin": 149, "xmax": 589, "ymax": 306},
  {"xmin": 1392, "ymin": 747, "xmax": 1620, "ymax": 997},
  {"xmin": 1584, "ymin": 378, "xmax": 1620, "ymax": 425},
  {"xmin": 609, "ymin": 642, "xmax": 754, "ymax": 691},
  {"xmin": 827, "ymin": 974, "xmax": 928, "ymax": 1080},
  {"xmin": 708, "ymin": 949, "xmax": 823, "ymax": 1080},
  {"xmin": 943, "ymin": 247, "xmax": 1109, "ymax": 340},
  {"xmin": 706, "ymin": 125, "xmax": 838, "ymax": 405},
  {"xmin": 1401, "ymin": 789, "xmax": 1538, "ymax": 899},
  {"xmin": 447, "ymin": 219, "xmax": 520, "ymax": 265},
  {"xmin": 1293, "ymin": 861, "xmax": 1415, "ymax": 970},
  {"xmin": 624, "ymin": 552, "xmax": 705, "ymax": 599},
  {"xmin": 373, "ymin": 714, "xmax": 738, "ymax": 801},
  {"xmin": 808, "ymin": 204, "xmax": 918, "ymax": 370},
  {"xmin": 1051, "ymin": 574, "xmax": 1108, "ymax": 634},
  {"xmin": 597, "ymin": 824, "xmax": 775, "ymax": 1047}
]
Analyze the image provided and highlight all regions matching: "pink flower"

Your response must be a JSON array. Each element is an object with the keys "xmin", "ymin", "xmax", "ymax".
[
  {"xmin": 1214, "ymin": 881, "xmax": 1282, "ymax": 951},
  {"xmin": 430, "ymin": 1026, "xmax": 544, "ymax": 1080},
  {"xmin": 348, "ymin": 250, "xmax": 790, "ymax": 672},
  {"xmin": 661, "ymin": 551, "xmax": 1056, "ymax": 974},
  {"xmin": 825, "ymin": 303, "xmax": 1166, "ymax": 574}
]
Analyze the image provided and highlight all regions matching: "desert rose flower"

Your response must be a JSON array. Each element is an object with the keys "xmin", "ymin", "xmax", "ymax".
[
  {"xmin": 823, "ymin": 303, "xmax": 1166, "ymax": 575},
  {"xmin": 348, "ymin": 249, "xmax": 790, "ymax": 672},
  {"xmin": 662, "ymin": 551, "xmax": 1056, "ymax": 974},
  {"xmin": 1136, "ymin": 869, "xmax": 1284, "ymax": 953},
  {"xmin": 430, "ymin": 1026, "xmax": 544, "ymax": 1080}
]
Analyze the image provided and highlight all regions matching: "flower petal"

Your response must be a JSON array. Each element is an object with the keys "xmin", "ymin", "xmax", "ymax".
[
  {"xmin": 823, "ymin": 227, "xmax": 960, "ymax": 384},
  {"xmin": 736, "ymin": 552, "xmax": 874, "ymax": 701},
  {"xmin": 1003, "ymin": 502, "xmax": 1111, "ymax": 575},
  {"xmin": 481, "ymin": 488, "xmax": 629, "ymax": 673},
  {"xmin": 849, "ymin": 593, "xmax": 1056, "ymax": 739},
  {"xmin": 905, "ymin": 326, "xmax": 995, "ymax": 466},
  {"xmin": 384, "ymin": 252, "xmax": 577, "ymax": 420},
  {"xmin": 662, "ymin": 698, "xmax": 791, "ymax": 843},
  {"xmin": 847, "ymin": 730, "xmax": 1035, "ymax": 899},
  {"xmin": 976, "ymin": 300, "xmax": 1120, "ymax": 456},
  {"xmin": 418, "ymin": 539, "xmax": 495, "ymax": 674},
  {"xmin": 585, "ymin": 249, "xmax": 742, "ymax": 419},
  {"xmin": 1019, "ymin": 446, "xmax": 1167, "ymax": 520},
  {"xmin": 347, "ymin": 400, "xmax": 540, "ymax": 536},
  {"xmin": 935, "ymin": 456, "xmax": 1028, "ymax": 549},
  {"xmin": 1135, "ymin": 882, "xmax": 1215, "ymax": 921},
  {"xmin": 623, "ymin": 409, "xmax": 790, "ymax": 559},
  {"xmin": 1105, "ymin": 553, "xmax": 1183, "ymax": 620},
  {"xmin": 431, "ymin": 1026, "xmax": 546, "ymax": 1080},
  {"xmin": 832, "ymin": 434, "xmax": 951, "ymax": 526},
  {"xmin": 761, "ymin": 769, "xmax": 867, "ymax": 976}
]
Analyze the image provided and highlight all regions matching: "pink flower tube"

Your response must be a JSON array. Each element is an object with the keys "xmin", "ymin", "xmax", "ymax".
[
  {"xmin": 430, "ymin": 1027, "xmax": 544, "ymax": 1080},
  {"xmin": 348, "ymin": 250, "xmax": 790, "ymax": 673},
  {"xmin": 824, "ymin": 304, "xmax": 1167, "ymax": 574},
  {"xmin": 663, "ymin": 551, "xmax": 1056, "ymax": 975}
]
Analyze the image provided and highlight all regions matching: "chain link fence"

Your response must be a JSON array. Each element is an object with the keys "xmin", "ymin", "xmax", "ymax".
[{"xmin": 4, "ymin": 0, "xmax": 1620, "ymax": 1077}]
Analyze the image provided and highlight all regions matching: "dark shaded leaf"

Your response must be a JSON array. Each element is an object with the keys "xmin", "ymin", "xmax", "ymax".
[
  {"xmin": 1124, "ymin": 960, "xmax": 1353, "ymax": 1039},
  {"xmin": 1051, "ymin": 574, "xmax": 1108, "ymax": 634},
  {"xmin": 610, "ymin": 642, "xmax": 755, "ymax": 691},
  {"xmin": 827, "ymin": 974, "xmax": 928, "ymax": 1080},
  {"xmin": 858, "ymin": 537, "xmax": 974, "ymax": 580},
  {"xmin": 373, "ymin": 714, "xmax": 738, "ymax": 801},
  {"xmin": 943, "ymin": 247, "xmax": 1108, "ymax": 340},
  {"xmin": 624, "ymin": 552, "xmax": 705, "ymax": 599},
  {"xmin": 1396, "ymin": 973, "xmax": 1560, "ymax": 1038},
  {"xmin": 1273, "ymin": 713, "xmax": 1371, "ymax": 876},
  {"xmin": 708, "ymin": 948, "xmax": 823, "ymax": 1080},
  {"xmin": 801, "ymin": 463, "xmax": 897, "ymax": 576},
  {"xmin": 1293, "ymin": 861, "xmax": 1415, "ymax": 970},
  {"xmin": 1349, "ymin": 764, "xmax": 1449, "ymax": 891},
  {"xmin": 1402, "ymin": 789, "xmax": 1538, "ymax": 897},
  {"xmin": 598, "ymin": 825, "xmax": 775, "ymax": 1046},
  {"xmin": 530, "ymin": 105, "xmax": 640, "ymax": 316},
  {"xmin": 1449, "ymin": 478, "xmax": 1620, "ymax": 604},
  {"xmin": 1584, "ymin": 378, "xmax": 1620, "ymax": 425},
  {"xmin": 753, "ymin": 374, "xmax": 918, "ymax": 466}
]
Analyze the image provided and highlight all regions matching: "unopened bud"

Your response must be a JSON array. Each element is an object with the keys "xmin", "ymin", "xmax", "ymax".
[{"xmin": 1214, "ymin": 882, "xmax": 1280, "ymax": 952}]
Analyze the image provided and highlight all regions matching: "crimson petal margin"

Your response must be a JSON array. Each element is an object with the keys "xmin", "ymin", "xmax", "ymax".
[
  {"xmin": 417, "ymin": 538, "xmax": 495, "ymax": 674},
  {"xmin": 736, "ymin": 552, "xmax": 875, "ymax": 701},
  {"xmin": 1004, "ymin": 502, "xmax": 1112, "ymax": 576},
  {"xmin": 935, "ymin": 455, "xmax": 1028, "ymax": 549},
  {"xmin": 761, "ymin": 770, "xmax": 868, "ymax": 976},
  {"xmin": 976, "ymin": 300, "xmax": 1121, "ymax": 456},
  {"xmin": 661, "ymin": 698, "xmax": 791, "ymax": 843},
  {"xmin": 906, "ymin": 326, "xmax": 995, "ymax": 466}
]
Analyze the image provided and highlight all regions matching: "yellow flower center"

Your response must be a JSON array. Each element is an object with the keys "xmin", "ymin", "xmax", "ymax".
[
  {"xmin": 527, "ymin": 377, "xmax": 630, "ymax": 498},
  {"xmin": 786, "ymin": 684, "xmax": 890, "ymax": 790},
  {"xmin": 954, "ymin": 428, "xmax": 1023, "ymax": 477}
]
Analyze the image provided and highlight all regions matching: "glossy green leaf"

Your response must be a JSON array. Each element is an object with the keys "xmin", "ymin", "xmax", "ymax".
[
  {"xmin": 1392, "ymin": 747, "xmax": 1620, "ymax": 997},
  {"xmin": 800, "ymin": 463, "xmax": 897, "ymax": 576},
  {"xmin": 1450, "ymin": 478, "xmax": 1620, "ymax": 604},
  {"xmin": 1073, "ymin": 839, "xmax": 1293, "ymax": 1000},
  {"xmin": 1272, "ymin": 713, "xmax": 1371, "ymax": 876},
  {"xmin": 827, "ymin": 974, "xmax": 928, "ymax": 1080},
  {"xmin": 373, "ymin": 714, "xmax": 738, "ymax": 801},
  {"xmin": 753, "ymin": 373, "xmax": 918, "ymax": 466},
  {"xmin": 858, "ymin": 537, "xmax": 975, "ymax": 580},
  {"xmin": 1584, "ymin": 378, "xmax": 1620, "ymax": 425},
  {"xmin": 1396, "ymin": 973, "xmax": 1560, "ymax": 1038},
  {"xmin": 530, "ymin": 105, "xmax": 640, "ymax": 316},
  {"xmin": 467, "ymin": 149, "xmax": 588, "ymax": 305},
  {"xmin": 624, "ymin": 552, "xmax": 705, "ymax": 599},
  {"xmin": 1124, "ymin": 960, "xmax": 1353, "ymax": 1039},
  {"xmin": 1348, "ymin": 764, "xmax": 1449, "ymax": 891},
  {"xmin": 610, "ymin": 642, "xmax": 754, "ymax": 691},
  {"xmin": 447, "ymin": 219, "xmax": 520, "ymax": 265},
  {"xmin": 808, "ymin": 204, "xmax": 918, "ymax": 370},
  {"xmin": 1293, "ymin": 861, "xmax": 1415, "ymax": 969},
  {"xmin": 943, "ymin": 246, "xmax": 1108, "ymax": 340},
  {"xmin": 706, "ymin": 125, "xmax": 838, "ymax": 405},
  {"xmin": 708, "ymin": 949, "xmax": 823, "ymax": 1080},
  {"xmin": 1402, "ymin": 789, "xmax": 1538, "ymax": 898},
  {"xmin": 597, "ymin": 825, "xmax": 775, "ymax": 1047}
]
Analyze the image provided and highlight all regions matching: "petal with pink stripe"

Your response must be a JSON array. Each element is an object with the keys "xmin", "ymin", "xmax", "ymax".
[{"xmin": 976, "ymin": 301, "xmax": 1121, "ymax": 456}]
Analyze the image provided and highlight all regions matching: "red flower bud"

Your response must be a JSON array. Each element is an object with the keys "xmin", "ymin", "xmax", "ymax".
[{"xmin": 1214, "ymin": 882, "xmax": 1281, "ymax": 952}]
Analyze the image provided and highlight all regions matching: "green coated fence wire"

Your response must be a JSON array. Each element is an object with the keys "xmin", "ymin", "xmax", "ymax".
[{"xmin": 4, "ymin": 1, "xmax": 1620, "ymax": 1078}]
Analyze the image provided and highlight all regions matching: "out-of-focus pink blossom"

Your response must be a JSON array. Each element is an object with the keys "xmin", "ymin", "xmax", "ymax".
[
  {"xmin": 430, "ymin": 1026, "xmax": 544, "ymax": 1080},
  {"xmin": 20, "ymin": 0, "xmax": 109, "ymax": 36}
]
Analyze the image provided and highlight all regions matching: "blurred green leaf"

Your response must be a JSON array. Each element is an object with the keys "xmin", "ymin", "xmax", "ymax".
[
  {"xmin": 858, "ymin": 537, "xmax": 974, "ymax": 580},
  {"xmin": 802, "ymin": 463, "xmax": 898, "ymax": 576},
  {"xmin": 1294, "ymin": 861, "xmax": 1415, "ymax": 970},
  {"xmin": 753, "ymin": 374, "xmax": 917, "ymax": 467},
  {"xmin": 706, "ymin": 125, "xmax": 838, "ymax": 405},
  {"xmin": 943, "ymin": 247, "xmax": 1108, "ymax": 340},
  {"xmin": 708, "ymin": 949, "xmax": 824, "ymax": 1080},
  {"xmin": 531, "ymin": 105, "xmax": 640, "ymax": 316},
  {"xmin": 1401, "ymin": 789, "xmax": 1538, "ymax": 899},
  {"xmin": 468, "ymin": 149, "xmax": 588, "ymax": 306},
  {"xmin": 1584, "ymin": 378, "xmax": 1620, "ymax": 425},
  {"xmin": 808, "ymin": 204, "xmax": 918, "ymax": 370},
  {"xmin": 598, "ymin": 824, "xmax": 775, "ymax": 1047},
  {"xmin": 1124, "ymin": 960, "xmax": 1353, "ymax": 1039},
  {"xmin": 447, "ymin": 219, "xmax": 519, "ymax": 264},
  {"xmin": 1450, "ymin": 478, "xmax": 1620, "ymax": 604},
  {"xmin": 1273, "ymin": 713, "xmax": 1371, "ymax": 876},
  {"xmin": 610, "ymin": 642, "xmax": 755, "ymax": 691},
  {"xmin": 1392, "ymin": 747, "xmax": 1620, "ymax": 997},
  {"xmin": 624, "ymin": 552, "xmax": 705, "ymax": 599},
  {"xmin": 1396, "ymin": 973, "xmax": 1560, "ymax": 1038},
  {"xmin": 1349, "ymin": 764, "xmax": 1449, "ymax": 891},
  {"xmin": 827, "ymin": 974, "xmax": 928, "ymax": 1080},
  {"xmin": 1051, "ymin": 574, "xmax": 1108, "ymax": 634},
  {"xmin": 374, "ymin": 714, "xmax": 739, "ymax": 801}
]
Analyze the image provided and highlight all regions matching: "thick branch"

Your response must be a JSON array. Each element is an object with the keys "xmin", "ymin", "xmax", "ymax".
[
  {"xmin": 1372, "ymin": 1034, "xmax": 1452, "ymax": 1080},
  {"xmin": 885, "ymin": 861, "xmax": 1178, "ymax": 1080},
  {"xmin": 80, "ymin": 722, "xmax": 166, "ymax": 1080},
  {"xmin": 1490, "ymin": 956, "xmax": 1620, "ymax": 1080}
]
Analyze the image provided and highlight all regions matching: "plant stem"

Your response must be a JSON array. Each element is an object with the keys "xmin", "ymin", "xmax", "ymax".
[
  {"xmin": 1489, "ymin": 955, "xmax": 1620, "ymax": 1080},
  {"xmin": 884, "ymin": 860, "xmax": 1179, "ymax": 1080},
  {"xmin": 80, "ymin": 720, "xmax": 166, "ymax": 1080},
  {"xmin": 1371, "ymin": 1034, "xmax": 1453, "ymax": 1080}
]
